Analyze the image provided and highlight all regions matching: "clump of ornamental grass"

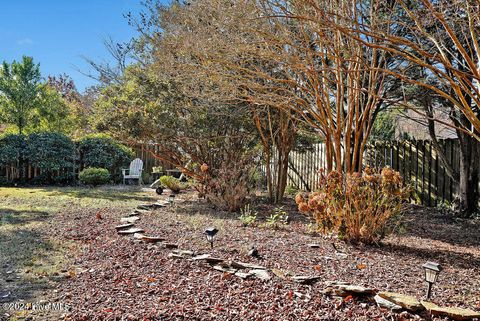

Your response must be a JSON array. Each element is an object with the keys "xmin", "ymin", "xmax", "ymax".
[{"xmin": 160, "ymin": 175, "xmax": 187, "ymax": 193}]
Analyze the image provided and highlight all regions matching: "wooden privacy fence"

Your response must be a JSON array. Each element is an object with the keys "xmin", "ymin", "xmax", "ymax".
[
  {"xmin": 262, "ymin": 144, "xmax": 328, "ymax": 193},
  {"xmin": 263, "ymin": 139, "xmax": 460, "ymax": 206},
  {"xmin": 134, "ymin": 140, "xmax": 460, "ymax": 207},
  {"xmin": 132, "ymin": 144, "xmax": 176, "ymax": 174},
  {"xmin": 364, "ymin": 139, "xmax": 459, "ymax": 206},
  {"xmin": 0, "ymin": 162, "xmax": 76, "ymax": 182}
]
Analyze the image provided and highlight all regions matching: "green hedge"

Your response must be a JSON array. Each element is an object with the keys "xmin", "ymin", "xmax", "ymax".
[
  {"xmin": 0, "ymin": 132, "xmax": 134, "ymax": 185},
  {"xmin": 0, "ymin": 133, "xmax": 77, "ymax": 184},
  {"xmin": 27, "ymin": 133, "xmax": 77, "ymax": 184},
  {"xmin": 0, "ymin": 134, "xmax": 23, "ymax": 165}
]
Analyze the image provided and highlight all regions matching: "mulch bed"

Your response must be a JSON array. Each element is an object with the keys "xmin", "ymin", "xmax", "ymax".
[{"xmin": 47, "ymin": 190, "xmax": 480, "ymax": 320}]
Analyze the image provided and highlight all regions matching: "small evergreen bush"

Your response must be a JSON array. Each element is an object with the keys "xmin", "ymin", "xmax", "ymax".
[
  {"xmin": 78, "ymin": 134, "xmax": 134, "ymax": 182},
  {"xmin": 79, "ymin": 167, "xmax": 110, "ymax": 186}
]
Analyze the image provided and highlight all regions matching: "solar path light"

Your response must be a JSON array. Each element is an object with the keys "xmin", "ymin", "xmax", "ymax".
[
  {"xmin": 422, "ymin": 261, "xmax": 442, "ymax": 299},
  {"xmin": 204, "ymin": 227, "xmax": 218, "ymax": 249},
  {"xmin": 168, "ymin": 193, "xmax": 176, "ymax": 205}
]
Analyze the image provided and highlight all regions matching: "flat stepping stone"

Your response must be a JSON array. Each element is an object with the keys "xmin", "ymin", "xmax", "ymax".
[
  {"xmin": 172, "ymin": 250, "xmax": 194, "ymax": 257},
  {"xmin": 212, "ymin": 265, "xmax": 237, "ymax": 274},
  {"xmin": 163, "ymin": 243, "xmax": 178, "ymax": 249},
  {"xmin": 271, "ymin": 268, "xmax": 290, "ymax": 280},
  {"xmin": 115, "ymin": 223, "xmax": 135, "ymax": 230},
  {"xmin": 204, "ymin": 257, "xmax": 224, "ymax": 264},
  {"xmin": 133, "ymin": 233, "xmax": 147, "ymax": 239},
  {"xmin": 337, "ymin": 284, "xmax": 375, "ymax": 295},
  {"xmin": 378, "ymin": 292, "xmax": 424, "ymax": 312},
  {"xmin": 324, "ymin": 280, "xmax": 349, "ymax": 286},
  {"xmin": 323, "ymin": 283, "xmax": 375, "ymax": 297},
  {"xmin": 118, "ymin": 227, "xmax": 145, "ymax": 235},
  {"xmin": 137, "ymin": 204, "xmax": 154, "ymax": 210},
  {"xmin": 235, "ymin": 271, "xmax": 253, "ymax": 279},
  {"xmin": 150, "ymin": 203, "xmax": 166, "ymax": 209},
  {"xmin": 292, "ymin": 275, "xmax": 321, "ymax": 285},
  {"xmin": 140, "ymin": 235, "xmax": 166, "ymax": 243},
  {"xmin": 191, "ymin": 254, "xmax": 212, "ymax": 261},
  {"xmin": 230, "ymin": 261, "xmax": 266, "ymax": 270},
  {"xmin": 168, "ymin": 253, "xmax": 184, "ymax": 259},
  {"xmin": 154, "ymin": 202, "xmax": 169, "ymax": 208},
  {"xmin": 374, "ymin": 294, "xmax": 402, "ymax": 311},
  {"xmin": 120, "ymin": 216, "xmax": 140, "ymax": 223},
  {"xmin": 250, "ymin": 269, "xmax": 271, "ymax": 281},
  {"xmin": 191, "ymin": 254, "xmax": 224, "ymax": 264},
  {"xmin": 132, "ymin": 209, "xmax": 149, "ymax": 215},
  {"xmin": 421, "ymin": 301, "xmax": 480, "ymax": 320}
]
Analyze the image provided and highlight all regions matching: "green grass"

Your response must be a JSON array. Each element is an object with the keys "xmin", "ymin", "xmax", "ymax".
[
  {"xmin": 0, "ymin": 185, "xmax": 153, "ymax": 318},
  {"xmin": 0, "ymin": 185, "xmax": 152, "ymax": 211}
]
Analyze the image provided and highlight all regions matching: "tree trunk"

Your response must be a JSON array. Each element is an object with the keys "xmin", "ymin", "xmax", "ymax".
[
  {"xmin": 419, "ymin": 84, "xmax": 479, "ymax": 216},
  {"xmin": 275, "ymin": 148, "xmax": 290, "ymax": 202},
  {"xmin": 457, "ymin": 133, "xmax": 479, "ymax": 216},
  {"xmin": 264, "ymin": 149, "xmax": 273, "ymax": 202}
]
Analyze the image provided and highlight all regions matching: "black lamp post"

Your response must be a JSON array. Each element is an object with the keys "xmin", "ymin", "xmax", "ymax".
[
  {"xmin": 422, "ymin": 262, "xmax": 442, "ymax": 299},
  {"xmin": 204, "ymin": 227, "xmax": 218, "ymax": 249}
]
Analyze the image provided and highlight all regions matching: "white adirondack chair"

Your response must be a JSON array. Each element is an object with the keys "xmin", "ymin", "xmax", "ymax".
[{"xmin": 122, "ymin": 158, "xmax": 144, "ymax": 185}]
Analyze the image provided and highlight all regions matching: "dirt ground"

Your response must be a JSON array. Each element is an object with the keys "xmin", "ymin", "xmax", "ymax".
[{"xmin": 1, "ymin": 187, "xmax": 479, "ymax": 320}]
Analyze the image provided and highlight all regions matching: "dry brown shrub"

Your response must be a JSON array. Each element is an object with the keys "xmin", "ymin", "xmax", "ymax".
[
  {"xmin": 202, "ymin": 152, "xmax": 256, "ymax": 212},
  {"xmin": 296, "ymin": 167, "xmax": 410, "ymax": 244}
]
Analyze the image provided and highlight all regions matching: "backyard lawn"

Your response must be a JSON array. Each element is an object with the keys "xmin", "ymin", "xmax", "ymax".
[
  {"xmin": 1, "ymin": 187, "xmax": 479, "ymax": 320},
  {"xmin": 0, "ymin": 186, "xmax": 154, "ymax": 320}
]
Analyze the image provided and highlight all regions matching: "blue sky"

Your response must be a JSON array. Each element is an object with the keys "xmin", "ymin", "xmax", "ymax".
[{"xmin": 0, "ymin": 0, "xmax": 148, "ymax": 92}]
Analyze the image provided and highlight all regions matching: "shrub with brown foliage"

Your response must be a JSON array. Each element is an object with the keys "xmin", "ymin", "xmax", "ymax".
[
  {"xmin": 201, "ymin": 149, "xmax": 257, "ymax": 212},
  {"xmin": 296, "ymin": 168, "xmax": 410, "ymax": 244}
]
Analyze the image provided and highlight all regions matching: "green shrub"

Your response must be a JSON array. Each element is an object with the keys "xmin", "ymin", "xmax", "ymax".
[
  {"xmin": 78, "ymin": 134, "xmax": 134, "ymax": 182},
  {"xmin": 160, "ymin": 175, "xmax": 185, "ymax": 193},
  {"xmin": 26, "ymin": 133, "xmax": 77, "ymax": 184},
  {"xmin": 79, "ymin": 167, "xmax": 110, "ymax": 186},
  {"xmin": 0, "ymin": 134, "xmax": 24, "ymax": 184},
  {"xmin": 0, "ymin": 134, "xmax": 24, "ymax": 165},
  {"xmin": 0, "ymin": 133, "xmax": 77, "ymax": 184},
  {"xmin": 142, "ymin": 171, "xmax": 152, "ymax": 184}
]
